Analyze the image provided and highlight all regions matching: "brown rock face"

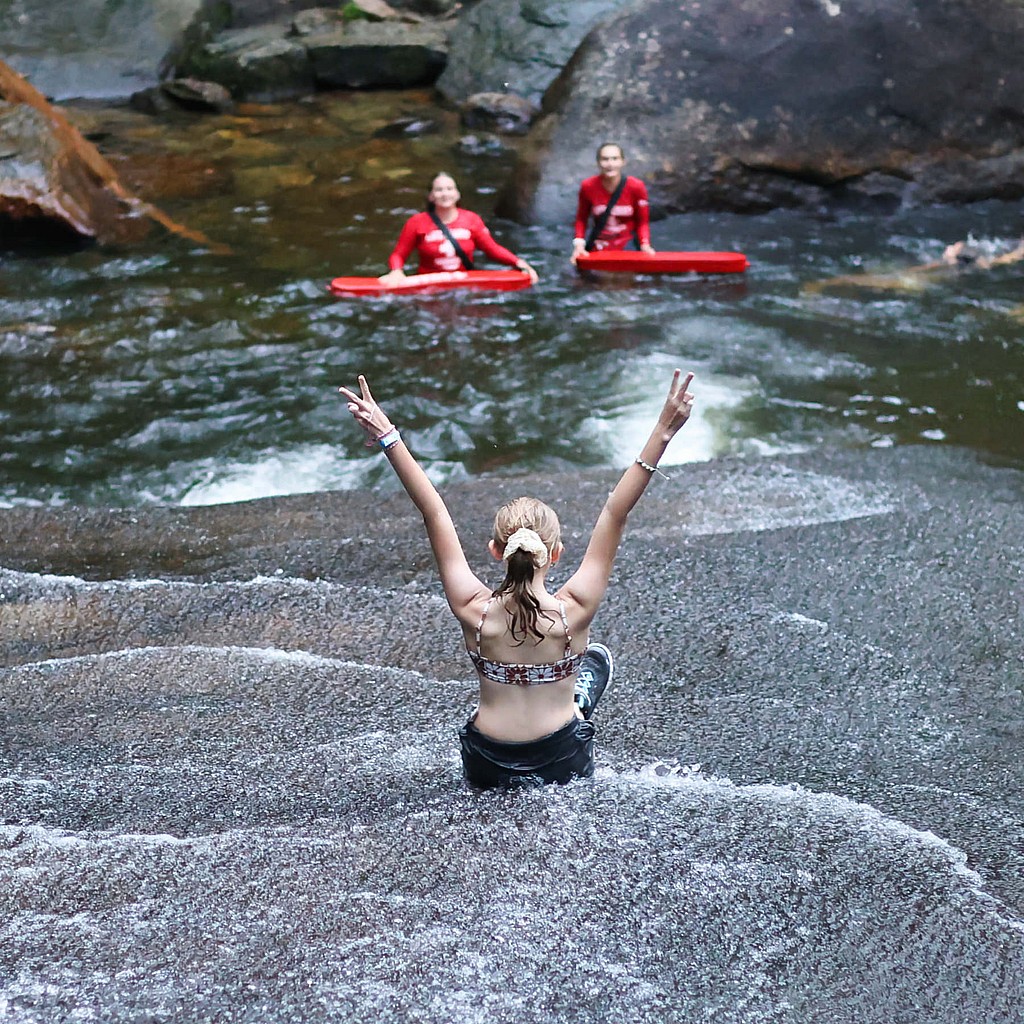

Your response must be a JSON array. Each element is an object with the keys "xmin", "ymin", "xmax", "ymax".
[
  {"xmin": 499, "ymin": 0, "xmax": 1024, "ymax": 220},
  {"xmin": 0, "ymin": 60, "xmax": 223, "ymax": 249},
  {"xmin": 0, "ymin": 103, "xmax": 144, "ymax": 243}
]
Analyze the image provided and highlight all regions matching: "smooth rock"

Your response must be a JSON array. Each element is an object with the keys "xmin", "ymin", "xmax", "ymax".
[
  {"xmin": 161, "ymin": 78, "xmax": 236, "ymax": 113},
  {"xmin": 173, "ymin": 28, "xmax": 316, "ymax": 102},
  {"xmin": 1, "ymin": 445, "xmax": 1023, "ymax": 1018},
  {"xmin": 290, "ymin": 7, "xmax": 346, "ymax": 36},
  {"xmin": 0, "ymin": 102, "xmax": 145, "ymax": 244},
  {"xmin": 0, "ymin": 0, "xmax": 205, "ymax": 100},
  {"xmin": 305, "ymin": 21, "xmax": 448, "ymax": 89},
  {"xmin": 436, "ymin": 0, "xmax": 634, "ymax": 106},
  {"xmin": 460, "ymin": 91, "xmax": 539, "ymax": 136}
]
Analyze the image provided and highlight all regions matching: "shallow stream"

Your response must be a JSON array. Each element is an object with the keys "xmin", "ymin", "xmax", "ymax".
[{"xmin": 1, "ymin": 89, "xmax": 1022, "ymax": 508}]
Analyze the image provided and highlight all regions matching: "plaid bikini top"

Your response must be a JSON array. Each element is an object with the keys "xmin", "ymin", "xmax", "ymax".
[{"xmin": 467, "ymin": 595, "xmax": 585, "ymax": 686}]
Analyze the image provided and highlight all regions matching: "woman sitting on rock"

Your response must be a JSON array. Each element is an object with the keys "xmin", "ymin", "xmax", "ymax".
[
  {"xmin": 338, "ymin": 369, "xmax": 695, "ymax": 789},
  {"xmin": 571, "ymin": 142, "xmax": 656, "ymax": 265},
  {"xmin": 378, "ymin": 172, "xmax": 538, "ymax": 286}
]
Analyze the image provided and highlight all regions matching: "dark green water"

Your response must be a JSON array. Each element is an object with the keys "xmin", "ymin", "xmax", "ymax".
[{"xmin": 1, "ymin": 90, "xmax": 1022, "ymax": 507}]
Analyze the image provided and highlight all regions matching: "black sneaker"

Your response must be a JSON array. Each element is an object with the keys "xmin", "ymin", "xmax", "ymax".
[{"xmin": 574, "ymin": 642, "xmax": 614, "ymax": 720}]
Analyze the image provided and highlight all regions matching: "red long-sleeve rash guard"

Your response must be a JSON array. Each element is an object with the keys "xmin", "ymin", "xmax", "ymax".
[
  {"xmin": 574, "ymin": 175, "xmax": 651, "ymax": 250},
  {"xmin": 387, "ymin": 209, "xmax": 521, "ymax": 273}
]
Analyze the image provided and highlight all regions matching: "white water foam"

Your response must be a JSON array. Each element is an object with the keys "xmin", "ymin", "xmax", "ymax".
[
  {"xmin": 616, "ymin": 763, "xmax": 1024, "ymax": 929},
  {"xmin": 6, "ymin": 642, "xmax": 436, "ymax": 679},
  {"xmin": 636, "ymin": 464, "xmax": 900, "ymax": 538}
]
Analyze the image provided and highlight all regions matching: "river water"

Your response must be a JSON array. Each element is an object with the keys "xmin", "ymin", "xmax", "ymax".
[
  {"xmin": 2, "ymin": 89, "xmax": 1024, "ymax": 1023},
  {"xmin": 1, "ymin": 89, "xmax": 1022, "ymax": 508}
]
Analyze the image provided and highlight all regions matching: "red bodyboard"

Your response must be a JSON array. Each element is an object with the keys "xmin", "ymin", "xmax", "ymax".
[
  {"xmin": 328, "ymin": 270, "xmax": 533, "ymax": 297},
  {"xmin": 576, "ymin": 251, "xmax": 749, "ymax": 274}
]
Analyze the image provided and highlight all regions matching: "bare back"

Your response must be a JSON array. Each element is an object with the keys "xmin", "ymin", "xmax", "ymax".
[{"xmin": 459, "ymin": 590, "xmax": 590, "ymax": 741}]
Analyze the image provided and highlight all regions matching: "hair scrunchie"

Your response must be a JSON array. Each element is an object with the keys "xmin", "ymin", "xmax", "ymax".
[{"xmin": 502, "ymin": 527, "xmax": 549, "ymax": 568}]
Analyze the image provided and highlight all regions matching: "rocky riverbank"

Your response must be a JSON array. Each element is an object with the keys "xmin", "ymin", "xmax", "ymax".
[
  {"xmin": 3, "ymin": 443, "xmax": 1023, "ymax": 905},
  {"xmin": 2, "ymin": 443, "xmax": 1022, "ymax": 1019}
]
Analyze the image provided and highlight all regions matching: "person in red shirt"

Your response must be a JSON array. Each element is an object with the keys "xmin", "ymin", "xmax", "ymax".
[
  {"xmin": 379, "ymin": 173, "xmax": 538, "ymax": 286},
  {"xmin": 571, "ymin": 143, "xmax": 656, "ymax": 265}
]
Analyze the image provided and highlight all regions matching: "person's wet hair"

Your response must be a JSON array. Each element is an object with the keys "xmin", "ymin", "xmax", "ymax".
[
  {"xmin": 492, "ymin": 497, "xmax": 561, "ymax": 643},
  {"xmin": 596, "ymin": 142, "xmax": 625, "ymax": 161}
]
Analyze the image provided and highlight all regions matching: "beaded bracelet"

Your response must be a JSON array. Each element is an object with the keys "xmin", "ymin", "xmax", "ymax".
[
  {"xmin": 377, "ymin": 427, "xmax": 401, "ymax": 451},
  {"xmin": 635, "ymin": 456, "xmax": 670, "ymax": 480}
]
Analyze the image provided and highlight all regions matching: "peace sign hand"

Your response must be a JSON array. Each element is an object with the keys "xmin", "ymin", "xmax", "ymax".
[
  {"xmin": 338, "ymin": 374, "xmax": 395, "ymax": 447},
  {"xmin": 657, "ymin": 370, "xmax": 695, "ymax": 438}
]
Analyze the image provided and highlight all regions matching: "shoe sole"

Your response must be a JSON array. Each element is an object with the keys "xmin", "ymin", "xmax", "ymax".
[{"xmin": 579, "ymin": 642, "xmax": 614, "ymax": 718}]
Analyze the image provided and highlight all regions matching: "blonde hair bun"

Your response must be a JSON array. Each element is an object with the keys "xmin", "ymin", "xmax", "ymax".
[{"xmin": 502, "ymin": 528, "xmax": 549, "ymax": 568}]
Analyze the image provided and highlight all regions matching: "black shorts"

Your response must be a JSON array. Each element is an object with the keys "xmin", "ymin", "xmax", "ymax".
[{"xmin": 459, "ymin": 715, "xmax": 595, "ymax": 790}]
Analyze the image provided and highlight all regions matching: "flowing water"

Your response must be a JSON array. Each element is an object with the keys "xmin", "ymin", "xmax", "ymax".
[
  {"xmin": 2, "ymin": 89, "xmax": 1023, "ymax": 1022},
  {"xmin": 1, "ymin": 89, "xmax": 1022, "ymax": 508}
]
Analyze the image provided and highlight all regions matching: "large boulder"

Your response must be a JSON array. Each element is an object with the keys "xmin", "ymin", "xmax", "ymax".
[
  {"xmin": 170, "ymin": 10, "xmax": 449, "ymax": 99},
  {"xmin": 499, "ymin": 0, "xmax": 1024, "ymax": 221},
  {"xmin": 0, "ymin": 102, "xmax": 143, "ymax": 244},
  {"xmin": 170, "ymin": 26, "xmax": 316, "ymax": 102},
  {"xmin": 436, "ymin": 0, "xmax": 635, "ymax": 106},
  {"xmin": 188, "ymin": 0, "xmax": 326, "ymax": 31},
  {"xmin": 305, "ymin": 20, "xmax": 449, "ymax": 89},
  {"xmin": 0, "ymin": 61, "xmax": 224, "ymax": 251},
  {"xmin": 0, "ymin": 0, "xmax": 204, "ymax": 101},
  {"xmin": 188, "ymin": 0, "xmax": 453, "ymax": 24}
]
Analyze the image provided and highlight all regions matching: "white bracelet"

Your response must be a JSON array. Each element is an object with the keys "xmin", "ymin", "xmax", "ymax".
[
  {"xmin": 378, "ymin": 427, "xmax": 401, "ymax": 451},
  {"xmin": 635, "ymin": 456, "xmax": 670, "ymax": 479}
]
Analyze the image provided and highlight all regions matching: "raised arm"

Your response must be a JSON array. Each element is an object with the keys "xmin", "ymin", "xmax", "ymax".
[
  {"xmin": 560, "ymin": 371, "xmax": 694, "ymax": 617},
  {"xmin": 338, "ymin": 375, "xmax": 489, "ymax": 617}
]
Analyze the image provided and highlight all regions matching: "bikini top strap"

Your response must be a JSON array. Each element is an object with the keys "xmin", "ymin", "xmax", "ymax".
[
  {"xmin": 557, "ymin": 599, "xmax": 573, "ymax": 655},
  {"xmin": 475, "ymin": 596, "xmax": 496, "ymax": 652}
]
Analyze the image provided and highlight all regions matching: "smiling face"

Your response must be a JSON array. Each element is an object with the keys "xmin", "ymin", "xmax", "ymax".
[
  {"xmin": 428, "ymin": 173, "xmax": 460, "ymax": 211},
  {"xmin": 596, "ymin": 144, "xmax": 625, "ymax": 178}
]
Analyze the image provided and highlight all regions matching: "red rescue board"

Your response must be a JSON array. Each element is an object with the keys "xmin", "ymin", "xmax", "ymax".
[
  {"xmin": 328, "ymin": 270, "xmax": 534, "ymax": 297},
  {"xmin": 576, "ymin": 251, "xmax": 749, "ymax": 274}
]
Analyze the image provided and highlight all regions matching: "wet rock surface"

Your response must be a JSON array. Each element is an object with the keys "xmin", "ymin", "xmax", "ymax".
[
  {"xmin": 304, "ymin": 20, "xmax": 449, "ymax": 91},
  {"xmin": 436, "ymin": 0, "xmax": 635, "ymax": 106},
  {"xmin": 502, "ymin": 0, "xmax": 1024, "ymax": 220},
  {"xmin": 171, "ymin": 28, "xmax": 317, "ymax": 103},
  {"xmin": 460, "ymin": 91, "xmax": 539, "ymax": 136},
  {"xmin": 0, "ymin": 0, "xmax": 204, "ymax": 101},
  {"xmin": 0, "ymin": 71, "xmax": 148, "ymax": 243},
  {"xmin": 2, "ymin": 445, "xmax": 1023, "ymax": 1019},
  {"xmin": 170, "ymin": 13, "xmax": 451, "ymax": 99}
]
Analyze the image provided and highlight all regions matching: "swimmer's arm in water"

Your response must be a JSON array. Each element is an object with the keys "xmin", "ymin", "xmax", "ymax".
[
  {"xmin": 944, "ymin": 238, "xmax": 1024, "ymax": 270},
  {"xmin": 560, "ymin": 370, "xmax": 694, "ymax": 619},
  {"xmin": 984, "ymin": 239, "xmax": 1024, "ymax": 268},
  {"xmin": 378, "ymin": 216, "xmax": 422, "ymax": 284},
  {"xmin": 339, "ymin": 375, "xmax": 489, "ymax": 616},
  {"xmin": 378, "ymin": 268, "xmax": 407, "ymax": 286}
]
